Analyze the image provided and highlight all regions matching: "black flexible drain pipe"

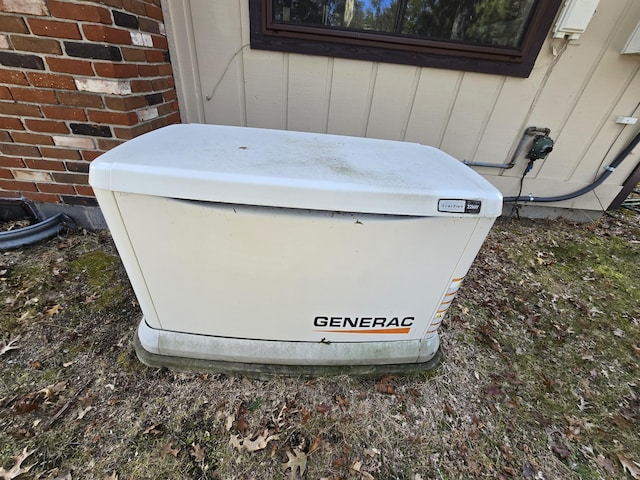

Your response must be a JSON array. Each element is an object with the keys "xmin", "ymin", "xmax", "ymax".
[
  {"xmin": 504, "ymin": 130, "xmax": 640, "ymax": 203},
  {"xmin": 0, "ymin": 213, "xmax": 75, "ymax": 250}
]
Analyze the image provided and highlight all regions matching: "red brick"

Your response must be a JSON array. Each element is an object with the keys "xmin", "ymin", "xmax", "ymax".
[
  {"xmin": 0, "ymin": 16, "xmax": 28, "ymax": 33},
  {"xmin": 0, "ymin": 179, "xmax": 38, "ymax": 192},
  {"xmin": 158, "ymin": 101, "xmax": 177, "ymax": 116},
  {"xmin": 163, "ymin": 89, "xmax": 177, "ymax": 101},
  {"xmin": 0, "ymin": 102, "xmax": 42, "ymax": 117},
  {"xmin": 144, "ymin": 49, "xmax": 164, "ymax": 63},
  {"xmin": 121, "ymin": 0, "xmax": 145, "ymax": 15},
  {"xmin": 42, "ymin": 105, "xmax": 86, "ymax": 121},
  {"xmin": 27, "ymin": 72, "xmax": 76, "ymax": 90},
  {"xmin": 130, "ymin": 79, "xmax": 152, "ymax": 93},
  {"xmin": 28, "ymin": 18, "xmax": 82, "ymax": 39},
  {"xmin": 157, "ymin": 64, "xmax": 173, "ymax": 76},
  {"xmin": 0, "ymin": 143, "xmax": 40, "ymax": 157},
  {"xmin": 137, "ymin": 64, "xmax": 159, "ymax": 77},
  {"xmin": 151, "ymin": 34, "xmax": 167, "ymax": 49},
  {"xmin": 0, "ymin": 86, "xmax": 12, "ymax": 100},
  {"xmin": 74, "ymin": 185, "xmax": 95, "ymax": 196},
  {"xmin": 23, "ymin": 191, "xmax": 61, "ymax": 202},
  {"xmin": 0, "ymin": 168, "xmax": 14, "ymax": 179},
  {"xmin": 166, "ymin": 111, "xmax": 180, "ymax": 124},
  {"xmin": 38, "ymin": 183, "xmax": 76, "ymax": 195},
  {"xmin": 114, "ymin": 122, "xmax": 153, "ymax": 140},
  {"xmin": 25, "ymin": 158, "xmax": 66, "ymax": 171},
  {"xmin": 0, "ymin": 70, "xmax": 28, "ymax": 85},
  {"xmin": 87, "ymin": 110, "xmax": 138, "ymax": 126},
  {"xmin": 10, "ymin": 132, "xmax": 53, "ymax": 145},
  {"xmin": 0, "ymin": 117, "xmax": 24, "ymax": 130},
  {"xmin": 104, "ymin": 95, "xmax": 146, "ymax": 111},
  {"xmin": 82, "ymin": 25, "xmax": 131, "ymax": 45},
  {"xmin": 24, "ymin": 119, "xmax": 69, "ymax": 134},
  {"xmin": 121, "ymin": 46, "xmax": 146, "ymax": 62},
  {"xmin": 40, "ymin": 146, "xmax": 81, "ymax": 160},
  {"xmin": 98, "ymin": 0, "xmax": 123, "ymax": 8},
  {"xmin": 93, "ymin": 62, "xmax": 138, "ymax": 78},
  {"xmin": 10, "ymin": 35, "xmax": 62, "ymax": 54},
  {"xmin": 48, "ymin": 1, "xmax": 112, "ymax": 24},
  {"xmin": 81, "ymin": 150, "xmax": 102, "ymax": 161},
  {"xmin": 52, "ymin": 172, "xmax": 88, "ymax": 184},
  {"xmin": 46, "ymin": 57, "xmax": 94, "ymax": 76},
  {"xmin": 56, "ymin": 91, "xmax": 103, "ymax": 108},
  {"xmin": 0, "ymin": 191, "xmax": 21, "ymax": 198},
  {"xmin": 0, "ymin": 131, "xmax": 11, "ymax": 142},
  {"xmin": 11, "ymin": 87, "xmax": 58, "ymax": 104},
  {"xmin": 151, "ymin": 78, "xmax": 169, "ymax": 91},
  {"xmin": 97, "ymin": 138, "xmax": 124, "ymax": 150},
  {"xmin": 145, "ymin": 3, "xmax": 164, "ymax": 20},
  {"xmin": 138, "ymin": 17, "xmax": 160, "ymax": 34},
  {"xmin": 0, "ymin": 156, "xmax": 25, "ymax": 168}
]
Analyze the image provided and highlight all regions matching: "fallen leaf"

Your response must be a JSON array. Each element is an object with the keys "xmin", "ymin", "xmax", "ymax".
[
  {"xmin": 281, "ymin": 449, "xmax": 307, "ymax": 477},
  {"xmin": 38, "ymin": 381, "xmax": 67, "ymax": 401},
  {"xmin": 77, "ymin": 406, "xmax": 92, "ymax": 420},
  {"xmin": 374, "ymin": 375, "xmax": 396, "ymax": 395},
  {"xmin": 143, "ymin": 424, "xmax": 163, "ymax": 436},
  {"xmin": 12, "ymin": 393, "xmax": 41, "ymax": 415},
  {"xmin": 595, "ymin": 454, "xmax": 617, "ymax": 475},
  {"xmin": 30, "ymin": 360, "xmax": 42, "ymax": 369},
  {"xmin": 190, "ymin": 443, "xmax": 205, "ymax": 463},
  {"xmin": 363, "ymin": 448, "xmax": 380, "ymax": 457},
  {"xmin": 351, "ymin": 460, "xmax": 375, "ymax": 479},
  {"xmin": 617, "ymin": 452, "xmax": 640, "ymax": 479},
  {"xmin": 613, "ymin": 328, "xmax": 625, "ymax": 337},
  {"xmin": 0, "ymin": 447, "xmax": 35, "ymax": 480},
  {"xmin": 160, "ymin": 443, "xmax": 180, "ymax": 459},
  {"xmin": 229, "ymin": 429, "xmax": 280, "ymax": 452},
  {"xmin": 308, "ymin": 436, "xmax": 323, "ymax": 455},
  {"xmin": 46, "ymin": 304, "xmax": 61, "ymax": 317},
  {"xmin": 0, "ymin": 337, "xmax": 20, "ymax": 356},
  {"xmin": 102, "ymin": 473, "xmax": 118, "ymax": 480},
  {"xmin": 315, "ymin": 403, "xmax": 331, "ymax": 414},
  {"xmin": 336, "ymin": 395, "xmax": 349, "ymax": 412}
]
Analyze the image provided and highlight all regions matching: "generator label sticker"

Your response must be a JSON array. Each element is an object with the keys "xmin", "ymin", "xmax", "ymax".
[
  {"xmin": 313, "ymin": 316, "xmax": 413, "ymax": 335},
  {"xmin": 438, "ymin": 199, "xmax": 481, "ymax": 214}
]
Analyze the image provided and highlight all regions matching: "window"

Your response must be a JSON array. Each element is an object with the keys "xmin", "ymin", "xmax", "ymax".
[{"xmin": 249, "ymin": 0, "xmax": 563, "ymax": 77}]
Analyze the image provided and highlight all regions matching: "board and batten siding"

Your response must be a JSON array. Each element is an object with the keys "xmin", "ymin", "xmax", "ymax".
[{"xmin": 161, "ymin": 0, "xmax": 640, "ymax": 215}]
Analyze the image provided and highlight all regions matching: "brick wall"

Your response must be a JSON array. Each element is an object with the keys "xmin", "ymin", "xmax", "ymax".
[{"xmin": 0, "ymin": 0, "xmax": 180, "ymax": 210}]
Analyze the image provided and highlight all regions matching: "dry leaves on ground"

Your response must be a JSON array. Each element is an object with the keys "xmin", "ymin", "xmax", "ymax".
[{"xmin": 0, "ymin": 448, "xmax": 35, "ymax": 480}]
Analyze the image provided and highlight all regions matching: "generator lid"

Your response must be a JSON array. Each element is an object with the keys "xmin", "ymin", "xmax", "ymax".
[{"xmin": 89, "ymin": 124, "xmax": 503, "ymax": 217}]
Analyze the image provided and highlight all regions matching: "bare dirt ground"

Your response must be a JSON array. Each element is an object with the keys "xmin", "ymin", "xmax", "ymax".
[{"xmin": 0, "ymin": 211, "xmax": 639, "ymax": 480}]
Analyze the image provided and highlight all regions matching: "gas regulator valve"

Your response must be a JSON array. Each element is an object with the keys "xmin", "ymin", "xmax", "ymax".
[{"xmin": 526, "ymin": 134, "xmax": 554, "ymax": 160}]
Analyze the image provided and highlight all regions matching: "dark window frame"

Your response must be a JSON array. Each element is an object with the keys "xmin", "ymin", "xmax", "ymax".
[{"xmin": 249, "ymin": 0, "xmax": 563, "ymax": 78}]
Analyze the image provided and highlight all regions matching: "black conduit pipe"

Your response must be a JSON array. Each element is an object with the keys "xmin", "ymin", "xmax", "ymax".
[
  {"xmin": 0, "ymin": 213, "xmax": 75, "ymax": 250},
  {"xmin": 504, "ymin": 130, "xmax": 640, "ymax": 203}
]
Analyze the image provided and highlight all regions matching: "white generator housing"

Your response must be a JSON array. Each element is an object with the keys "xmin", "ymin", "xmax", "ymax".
[{"xmin": 89, "ymin": 124, "xmax": 502, "ymax": 368}]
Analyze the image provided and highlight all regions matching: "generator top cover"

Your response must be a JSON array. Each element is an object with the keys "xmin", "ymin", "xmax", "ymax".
[{"xmin": 90, "ymin": 124, "xmax": 503, "ymax": 217}]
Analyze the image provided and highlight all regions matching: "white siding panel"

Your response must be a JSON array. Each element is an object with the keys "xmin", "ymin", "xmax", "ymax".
[
  {"xmin": 287, "ymin": 55, "xmax": 331, "ymax": 133},
  {"xmin": 440, "ymin": 73, "xmax": 503, "ymax": 162},
  {"xmin": 404, "ymin": 69, "xmax": 462, "ymax": 148},
  {"xmin": 190, "ymin": 0, "xmax": 245, "ymax": 126},
  {"xmin": 366, "ymin": 63, "xmax": 419, "ymax": 141},
  {"xmin": 471, "ymin": 62, "xmax": 550, "ymax": 174},
  {"xmin": 327, "ymin": 59, "xmax": 375, "ymax": 137},
  {"xmin": 243, "ymin": 49, "xmax": 287, "ymax": 129}
]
